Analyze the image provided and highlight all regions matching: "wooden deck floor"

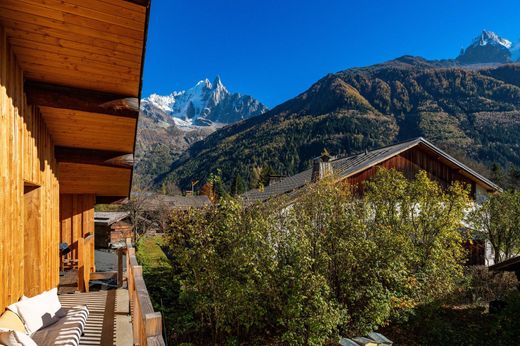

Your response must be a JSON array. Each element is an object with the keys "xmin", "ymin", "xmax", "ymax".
[{"xmin": 59, "ymin": 289, "xmax": 133, "ymax": 346}]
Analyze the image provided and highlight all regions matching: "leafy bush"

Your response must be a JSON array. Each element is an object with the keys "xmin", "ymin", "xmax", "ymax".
[
  {"xmin": 160, "ymin": 169, "xmax": 471, "ymax": 344},
  {"xmin": 469, "ymin": 190, "xmax": 520, "ymax": 263},
  {"xmin": 382, "ymin": 292, "xmax": 520, "ymax": 346},
  {"xmin": 461, "ymin": 266, "xmax": 518, "ymax": 304}
]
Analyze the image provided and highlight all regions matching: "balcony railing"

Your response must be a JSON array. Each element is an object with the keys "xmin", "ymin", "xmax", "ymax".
[{"xmin": 126, "ymin": 239, "xmax": 166, "ymax": 346}]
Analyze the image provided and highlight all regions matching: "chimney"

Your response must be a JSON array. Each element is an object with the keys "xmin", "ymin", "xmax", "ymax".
[
  {"xmin": 311, "ymin": 150, "xmax": 333, "ymax": 183},
  {"xmin": 268, "ymin": 175, "xmax": 286, "ymax": 186}
]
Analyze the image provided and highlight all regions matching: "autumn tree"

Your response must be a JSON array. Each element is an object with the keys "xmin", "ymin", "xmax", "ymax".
[
  {"xmin": 163, "ymin": 169, "xmax": 471, "ymax": 343},
  {"xmin": 469, "ymin": 190, "xmax": 520, "ymax": 263},
  {"xmin": 123, "ymin": 178, "xmax": 154, "ymax": 242}
]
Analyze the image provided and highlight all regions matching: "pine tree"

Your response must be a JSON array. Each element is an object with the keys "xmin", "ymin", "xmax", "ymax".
[
  {"xmin": 260, "ymin": 165, "xmax": 275, "ymax": 187},
  {"xmin": 250, "ymin": 166, "xmax": 262, "ymax": 189},
  {"xmin": 231, "ymin": 174, "xmax": 247, "ymax": 196}
]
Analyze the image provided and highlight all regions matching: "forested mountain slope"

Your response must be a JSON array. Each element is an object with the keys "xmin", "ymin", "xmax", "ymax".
[{"xmin": 160, "ymin": 57, "xmax": 520, "ymax": 190}]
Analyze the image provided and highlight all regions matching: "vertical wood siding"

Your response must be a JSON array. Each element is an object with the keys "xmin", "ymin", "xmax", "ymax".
[
  {"xmin": 59, "ymin": 194, "xmax": 96, "ymax": 291},
  {"xmin": 0, "ymin": 26, "xmax": 60, "ymax": 310},
  {"xmin": 346, "ymin": 147, "xmax": 477, "ymax": 196}
]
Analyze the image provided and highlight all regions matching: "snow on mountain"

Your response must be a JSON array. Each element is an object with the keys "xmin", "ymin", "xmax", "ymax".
[
  {"xmin": 457, "ymin": 30, "xmax": 516, "ymax": 64},
  {"xmin": 476, "ymin": 30, "xmax": 512, "ymax": 49},
  {"xmin": 142, "ymin": 76, "xmax": 268, "ymax": 127}
]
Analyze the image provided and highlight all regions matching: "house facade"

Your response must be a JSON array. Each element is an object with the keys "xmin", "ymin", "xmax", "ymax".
[{"xmin": 243, "ymin": 137, "xmax": 501, "ymax": 265}]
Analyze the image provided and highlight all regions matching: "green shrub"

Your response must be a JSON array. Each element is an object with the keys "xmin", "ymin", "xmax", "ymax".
[{"xmin": 161, "ymin": 169, "xmax": 471, "ymax": 343}]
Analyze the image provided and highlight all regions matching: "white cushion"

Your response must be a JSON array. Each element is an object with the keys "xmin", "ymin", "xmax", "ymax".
[
  {"xmin": 6, "ymin": 296, "xmax": 28, "ymax": 318},
  {"xmin": 0, "ymin": 330, "xmax": 37, "ymax": 346},
  {"xmin": 11, "ymin": 289, "xmax": 63, "ymax": 334}
]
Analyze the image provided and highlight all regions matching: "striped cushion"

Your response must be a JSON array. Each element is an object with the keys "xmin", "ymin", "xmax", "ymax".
[{"xmin": 31, "ymin": 305, "xmax": 89, "ymax": 346}]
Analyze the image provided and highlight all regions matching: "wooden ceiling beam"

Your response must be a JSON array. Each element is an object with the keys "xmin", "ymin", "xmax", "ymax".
[
  {"xmin": 55, "ymin": 146, "xmax": 134, "ymax": 168},
  {"xmin": 25, "ymin": 80, "xmax": 139, "ymax": 119},
  {"xmin": 122, "ymin": 0, "xmax": 150, "ymax": 7},
  {"xmin": 96, "ymin": 196, "xmax": 128, "ymax": 205}
]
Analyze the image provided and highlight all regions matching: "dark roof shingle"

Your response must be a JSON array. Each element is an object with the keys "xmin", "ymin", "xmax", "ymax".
[{"xmin": 242, "ymin": 137, "xmax": 500, "ymax": 203}]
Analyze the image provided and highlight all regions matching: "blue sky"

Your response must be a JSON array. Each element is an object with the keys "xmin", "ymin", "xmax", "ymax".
[{"xmin": 142, "ymin": 0, "xmax": 519, "ymax": 107}]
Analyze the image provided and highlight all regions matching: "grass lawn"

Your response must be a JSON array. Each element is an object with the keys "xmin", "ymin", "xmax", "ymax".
[
  {"xmin": 136, "ymin": 235, "xmax": 172, "ymax": 270},
  {"xmin": 135, "ymin": 235, "xmax": 179, "ymax": 343}
]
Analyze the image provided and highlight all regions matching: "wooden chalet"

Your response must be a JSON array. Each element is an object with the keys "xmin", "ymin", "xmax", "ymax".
[
  {"xmin": 0, "ymin": 0, "xmax": 165, "ymax": 344},
  {"xmin": 95, "ymin": 211, "xmax": 133, "ymax": 249},
  {"xmin": 243, "ymin": 138, "xmax": 501, "ymax": 266},
  {"xmin": 242, "ymin": 137, "xmax": 501, "ymax": 203},
  {"xmin": 490, "ymin": 256, "xmax": 520, "ymax": 288}
]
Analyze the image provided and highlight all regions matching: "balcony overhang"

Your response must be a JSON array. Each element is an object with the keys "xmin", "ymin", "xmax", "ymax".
[{"xmin": 0, "ymin": 0, "xmax": 151, "ymax": 200}]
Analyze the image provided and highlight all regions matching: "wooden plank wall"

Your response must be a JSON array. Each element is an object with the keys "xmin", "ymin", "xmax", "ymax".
[
  {"xmin": 346, "ymin": 147, "xmax": 477, "ymax": 196},
  {"xmin": 59, "ymin": 194, "xmax": 96, "ymax": 291},
  {"xmin": 0, "ymin": 26, "xmax": 60, "ymax": 311}
]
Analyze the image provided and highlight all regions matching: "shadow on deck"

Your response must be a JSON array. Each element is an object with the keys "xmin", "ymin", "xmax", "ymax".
[{"xmin": 59, "ymin": 289, "xmax": 133, "ymax": 346}]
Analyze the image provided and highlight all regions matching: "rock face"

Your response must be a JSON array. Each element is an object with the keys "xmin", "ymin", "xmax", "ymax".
[
  {"xmin": 457, "ymin": 30, "xmax": 516, "ymax": 64},
  {"xmin": 141, "ymin": 76, "xmax": 268, "ymax": 126},
  {"xmin": 135, "ymin": 78, "xmax": 268, "ymax": 187},
  {"xmin": 162, "ymin": 57, "xmax": 520, "ymax": 190}
]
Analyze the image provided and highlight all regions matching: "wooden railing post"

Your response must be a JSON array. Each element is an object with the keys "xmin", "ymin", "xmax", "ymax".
[
  {"xmin": 145, "ymin": 312, "xmax": 162, "ymax": 337},
  {"xmin": 117, "ymin": 248, "xmax": 123, "ymax": 288},
  {"xmin": 78, "ymin": 235, "xmax": 94, "ymax": 292}
]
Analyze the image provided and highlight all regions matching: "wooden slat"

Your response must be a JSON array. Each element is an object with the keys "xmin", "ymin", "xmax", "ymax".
[
  {"xmin": 21, "ymin": 0, "xmax": 146, "ymax": 30},
  {"xmin": 59, "ymin": 193, "xmax": 95, "ymax": 291},
  {"xmin": 26, "ymin": 81, "xmax": 139, "ymax": 119},
  {"xmin": 60, "ymin": 0, "xmax": 147, "ymax": 22},
  {"xmin": 122, "ymin": 0, "xmax": 151, "ymax": 7},
  {"xmin": 40, "ymin": 107, "xmax": 137, "ymax": 152},
  {"xmin": 6, "ymin": 30, "xmax": 141, "ymax": 68},
  {"xmin": 117, "ymin": 0, "xmax": 150, "ymax": 11},
  {"xmin": 23, "ymin": 186, "xmax": 42, "ymax": 297},
  {"xmin": 19, "ymin": 60, "xmax": 139, "ymax": 84},
  {"xmin": 15, "ymin": 46, "xmax": 140, "ymax": 77},
  {"xmin": 96, "ymin": 196, "xmax": 128, "ymax": 204},
  {"xmin": 3, "ymin": 21, "xmax": 142, "ymax": 56},
  {"xmin": 0, "ymin": 5, "xmax": 144, "ymax": 45},
  {"xmin": 55, "ymin": 146, "xmax": 133, "ymax": 168},
  {"xmin": 59, "ymin": 163, "xmax": 131, "ymax": 196},
  {"xmin": 24, "ymin": 70, "xmax": 138, "ymax": 96},
  {"xmin": 90, "ymin": 271, "xmax": 118, "ymax": 281}
]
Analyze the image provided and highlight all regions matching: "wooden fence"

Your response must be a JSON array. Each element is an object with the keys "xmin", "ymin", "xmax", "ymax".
[{"xmin": 126, "ymin": 239, "xmax": 166, "ymax": 346}]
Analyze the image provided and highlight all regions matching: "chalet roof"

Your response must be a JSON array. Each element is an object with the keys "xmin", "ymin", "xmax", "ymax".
[
  {"xmin": 94, "ymin": 211, "xmax": 130, "ymax": 226},
  {"xmin": 489, "ymin": 256, "xmax": 520, "ymax": 272},
  {"xmin": 140, "ymin": 194, "xmax": 212, "ymax": 211},
  {"xmin": 242, "ymin": 137, "xmax": 501, "ymax": 203}
]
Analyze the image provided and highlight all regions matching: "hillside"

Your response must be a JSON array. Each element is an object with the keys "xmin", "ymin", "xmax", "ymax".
[{"xmin": 160, "ymin": 57, "xmax": 520, "ymax": 190}]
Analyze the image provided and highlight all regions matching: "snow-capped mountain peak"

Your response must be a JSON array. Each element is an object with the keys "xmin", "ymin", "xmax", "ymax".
[
  {"xmin": 477, "ymin": 30, "xmax": 512, "ymax": 49},
  {"xmin": 457, "ymin": 30, "xmax": 517, "ymax": 64},
  {"xmin": 141, "ymin": 76, "xmax": 268, "ymax": 127},
  {"xmin": 145, "ymin": 93, "xmax": 177, "ymax": 113}
]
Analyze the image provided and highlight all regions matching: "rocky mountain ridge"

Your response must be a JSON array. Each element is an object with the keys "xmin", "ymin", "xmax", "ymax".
[
  {"xmin": 457, "ymin": 30, "xmax": 520, "ymax": 64},
  {"xmin": 135, "ymin": 77, "xmax": 268, "ymax": 185},
  {"xmin": 161, "ymin": 57, "xmax": 520, "ymax": 190}
]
